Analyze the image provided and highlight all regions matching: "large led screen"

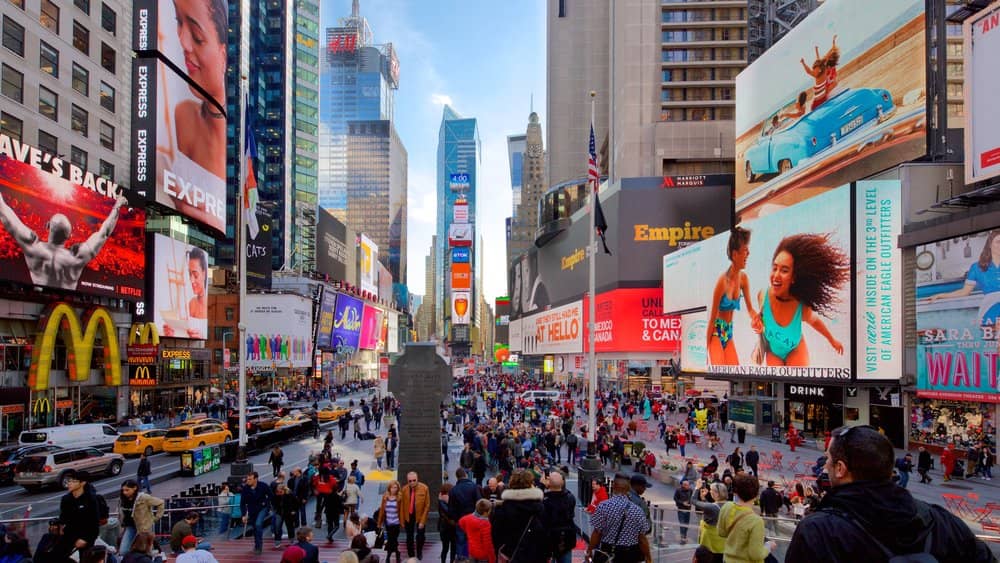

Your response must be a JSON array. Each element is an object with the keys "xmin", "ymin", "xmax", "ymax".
[
  {"xmin": 964, "ymin": 2, "xmax": 1000, "ymax": 184},
  {"xmin": 151, "ymin": 234, "xmax": 209, "ymax": 339},
  {"xmin": 316, "ymin": 208, "xmax": 350, "ymax": 281},
  {"xmin": 359, "ymin": 234, "xmax": 378, "ymax": 297},
  {"xmin": 0, "ymin": 135, "xmax": 145, "ymax": 300},
  {"xmin": 331, "ymin": 293, "xmax": 363, "ymax": 356},
  {"xmin": 245, "ymin": 294, "xmax": 313, "ymax": 369},
  {"xmin": 915, "ymin": 230, "xmax": 1000, "ymax": 403},
  {"xmin": 315, "ymin": 289, "xmax": 337, "ymax": 350},
  {"xmin": 735, "ymin": 0, "xmax": 926, "ymax": 219},
  {"xmin": 359, "ymin": 304, "xmax": 382, "ymax": 350}
]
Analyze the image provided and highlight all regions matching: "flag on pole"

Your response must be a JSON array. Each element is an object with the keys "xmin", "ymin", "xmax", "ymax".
[
  {"xmin": 243, "ymin": 98, "xmax": 261, "ymax": 240},
  {"xmin": 589, "ymin": 124, "xmax": 612, "ymax": 255}
]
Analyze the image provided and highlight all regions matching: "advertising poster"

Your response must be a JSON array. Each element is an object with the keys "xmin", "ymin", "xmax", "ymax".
[
  {"xmin": 246, "ymin": 210, "xmax": 272, "ymax": 290},
  {"xmin": 735, "ymin": 0, "xmax": 926, "ymax": 219},
  {"xmin": 359, "ymin": 234, "xmax": 378, "ymax": 296},
  {"xmin": 855, "ymin": 180, "xmax": 902, "ymax": 380},
  {"xmin": 681, "ymin": 311, "xmax": 710, "ymax": 373},
  {"xmin": 452, "ymin": 291, "xmax": 471, "ymax": 325},
  {"xmin": 509, "ymin": 318, "xmax": 523, "ymax": 352},
  {"xmin": 316, "ymin": 209, "xmax": 350, "ymax": 282},
  {"xmin": 592, "ymin": 288, "xmax": 681, "ymax": 353},
  {"xmin": 451, "ymin": 262, "xmax": 471, "ymax": 290},
  {"xmin": 449, "ymin": 173, "xmax": 470, "ymax": 192},
  {"xmin": 245, "ymin": 294, "xmax": 313, "ymax": 369},
  {"xmin": 331, "ymin": 293, "xmax": 363, "ymax": 355},
  {"xmin": 449, "ymin": 223, "xmax": 472, "ymax": 247},
  {"xmin": 387, "ymin": 312, "xmax": 399, "ymax": 354},
  {"xmin": 359, "ymin": 304, "xmax": 382, "ymax": 350},
  {"xmin": 0, "ymin": 135, "xmax": 145, "ymax": 300},
  {"xmin": 151, "ymin": 234, "xmax": 209, "ymax": 339},
  {"xmin": 452, "ymin": 247, "xmax": 470, "ymax": 263},
  {"xmin": 664, "ymin": 187, "xmax": 852, "ymax": 380},
  {"xmin": 131, "ymin": 57, "xmax": 227, "ymax": 233},
  {"xmin": 315, "ymin": 289, "xmax": 337, "ymax": 350},
  {"xmin": 965, "ymin": 2, "xmax": 1000, "ymax": 184},
  {"xmin": 915, "ymin": 230, "xmax": 1000, "ymax": 402},
  {"xmin": 454, "ymin": 199, "xmax": 469, "ymax": 224},
  {"xmin": 522, "ymin": 300, "xmax": 584, "ymax": 355}
]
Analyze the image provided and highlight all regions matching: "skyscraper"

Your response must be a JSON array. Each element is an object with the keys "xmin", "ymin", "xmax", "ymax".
[
  {"xmin": 507, "ymin": 112, "xmax": 546, "ymax": 270},
  {"xmin": 506, "ymin": 133, "xmax": 526, "ymax": 269}
]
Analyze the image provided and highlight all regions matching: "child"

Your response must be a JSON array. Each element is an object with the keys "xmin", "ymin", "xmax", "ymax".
[{"xmin": 458, "ymin": 499, "xmax": 496, "ymax": 563}]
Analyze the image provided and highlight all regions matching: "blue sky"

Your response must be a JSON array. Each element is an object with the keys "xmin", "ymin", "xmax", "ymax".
[{"xmin": 321, "ymin": 1, "xmax": 547, "ymax": 303}]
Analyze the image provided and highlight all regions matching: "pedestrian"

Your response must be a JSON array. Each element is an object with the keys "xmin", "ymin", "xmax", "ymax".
[
  {"xmin": 458, "ymin": 500, "xmax": 495, "ymax": 563},
  {"xmin": 342, "ymin": 476, "xmax": 363, "ymax": 521},
  {"xmin": 895, "ymin": 453, "xmax": 913, "ymax": 489},
  {"xmin": 240, "ymin": 472, "xmax": 275, "ymax": 555},
  {"xmin": 678, "ymin": 430, "xmax": 687, "ymax": 457},
  {"xmin": 437, "ymin": 483, "xmax": 457, "ymax": 563},
  {"xmin": 787, "ymin": 425, "xmax": 994, "ymax": 562},
  {"xmin": 674, "ymin": 479, "xmax": 694, "ymax": 545},
  {"xmin": 490, "ymin": 469, "xmax": 546, "ymax": 562},
  {"xmin": 744, "ymin": 445, "xmax": 759, "ymax": 477},
  {"xmin": 55, "ymin": 470, "xmax": 100, "ymax": 559},
  {"xmin": 758, "ymin": 480, "xmax": 782, "ymax": 537},
  {"xmin": 217, "ymin": 483, "xmax": 234, "ymax": 535},
  {"xmin": 727, "ymin": 447, "xmax": 744, "ymax": 473},
  {"xmin": 374, "ymin": 436, "xmax": 386, "ymax": 469},
  {"xmin": 788, "ymin": 425, "xmax": 799, "ymax": 452},
  {"xmin": 137, "ymin": 451, "xmax": 152, "ymax": 494},
  {"xmin": 118, "ymin": 479, "xmax": 165, "ymax": 555},
  {"xmin": 942, "ymin": 442, "xmax": 956, "ymax": 481},
  {"xmin": 289, "ymin": 468, "xmax": 311, "ymax": 527},
  {"xmin": 386, "ymin": 433, "xmax": 398, "ymax": 469},
  {"xmin": 270, "ymin": 446, "xmax": 285, "ymax": 479},
  {"xmin": 324, "ymin": 473, "xmax": 345, "ymax": 542},
  {"xmin": 293, "ymin": 526, "xmax": 320, "ymax": 563},
  {"xmin": 120, "ymin": 531, "xmax": 156, "ymax": 563},
  {"xmin": 542, "ymin": 471, "xmax": 577, "ymax": 563},
  {"xmin": 349, "ymin": 534, "xmax": 379, "ymax": 563},
  {"xmin": 449, "ymin": 468, "xmax": 480, "ymax": 559},
  {"xmin": 377, "ymin": 480, "xmax": 403, "ymax": 563},
  {"xmin": 917, "ymin": 446, "xmax": 933, "ymax": 484},
  {"xmin": 176, "ymin": 535, "xmax": 219, "ymax": 563},
  {"xmin": 717, "ymin": 474, "xmax": 777, "ymax": 563},
  {"xmin": 171, "ymin": 512, "xmax": 211, "ymax": 554},
  {"xmin": 585, "ymin": 474, "xmax": 651, "ymax": 563},
  {"xmin": 627, "ymin": 474, "xmax": 653, "ymax": 537},
  {"xmin": 273, "ymin": 484, "xmax": 302, "ymax": 549},
  {"xmin": 981, "ymin": 443, "xmax": 995, "ymax": 480},
  {"xmin": 692, "ymin": 481, "xmax": 728, "ymax": 562},
  {"xmin": 399, "ymin": 472, "xmax": 430, "ymax": 560}
]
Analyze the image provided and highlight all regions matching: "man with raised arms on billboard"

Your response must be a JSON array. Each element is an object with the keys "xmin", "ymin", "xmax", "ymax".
[{"xmin": 0, "ymin": 190, "xmax": 129, "ymax": 291}]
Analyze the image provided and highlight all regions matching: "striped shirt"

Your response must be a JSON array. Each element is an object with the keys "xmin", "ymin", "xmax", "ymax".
[{"xmin": 384, "ymin": 497, "xmax": 400, "ymax": 525}]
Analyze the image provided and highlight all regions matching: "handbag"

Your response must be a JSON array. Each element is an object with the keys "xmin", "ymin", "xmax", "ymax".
[
  {"xmin": 498, "ymin": 515, "xmax": 535, "ymax": 563},
  {"xmin": 590, "ymin": 503, "xmax": 629, "ymax": 563}
]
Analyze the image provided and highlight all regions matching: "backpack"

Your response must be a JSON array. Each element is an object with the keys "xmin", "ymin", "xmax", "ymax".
[
  {"xmin": 96, "ymin": 493, "xmax": 110, "ymax": 524},
  {"xmin": 825, "ymin": 509, "xmax": 938, "ymax": 562}
]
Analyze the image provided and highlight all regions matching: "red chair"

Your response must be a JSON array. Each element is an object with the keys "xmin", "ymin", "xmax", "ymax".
[
  {"xmin": 771, "ymin": 451, "xmax": 784, "ymax": 470},
  {"xmin": 943, "ymin": 493, "xmax": 976, "ymax": 519},
  {"xmin": 977, "ymin": 502, "xmax": 1000, "ymax": 524}
]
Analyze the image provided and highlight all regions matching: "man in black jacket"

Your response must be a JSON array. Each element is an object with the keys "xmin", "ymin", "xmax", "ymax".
[
  {"xmin": 759, "ymin": 480, "xmax": 783, "ymax": 535},
  {"xmin": 449, "ymin": 468, "xmax": 481, "ymax": 559},
  {"xmin": 137, "ymin": 451, "xmax": 152, "ymax": 493},
  {"xmin": 917, "ymin": 446, "xmax": 933, "ymax": 484},
  {"xmin": 745, "ymin": 445, "xmax": 760, "ymax": 476},
  {"xmin": 542, "ymin": 471, "xmax": 577, "ymax": 563},
  {"xmin": 787, "ymin": 426, "xmax": 995, "ymax": 562},
  {"xmin": 293, "ymin": 526, "xmax": 320, "ymax": 563},
  {"xmin": 56, "ymin": 470, "xmax": 100, "ymax": 559},
  {"xmin": 240, "ymin": 471, "xmax": 275, "ymax": 555}
]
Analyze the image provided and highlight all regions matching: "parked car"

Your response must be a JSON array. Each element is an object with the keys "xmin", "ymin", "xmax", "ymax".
[
  {"xmin": 114, "ymin": 429, "xmax": 168, "ymax": 457},
  {"xmin": 317, "ymin": 405, "xmax": 351, "ymax": 422},
  {"xmin": 274, "ymin": 413, "xmax": 312, "ymax": 429},
  {"xmin": 744, "ymin": 87, "xmax": 895, "ymax": 183},
  {"xmin": 178, "ymin": 415, "xmax": 228, "ymax": 429},
  {"xmin": 0, "ymin": 444, "xmax": 63, "ymax": 484},
  {"xmin": 19, "ymin": 423, "xmax": 120, "ymax": 450},
  {"xmin": 14, "ymin": 447, "xmax": 124, "ymax": 491},
  {"xmin": 257, "ymin": 392, "xmax": 289, "ymax": 408},
  {"xmin": 162, "ymin": 423, "xmax": 232, "ymax": 453},
  {"xmin": 228, "ymin": 406, "xmax": 280, "ymax": 436}
]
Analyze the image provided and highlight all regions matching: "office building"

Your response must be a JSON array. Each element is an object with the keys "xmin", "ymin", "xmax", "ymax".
[{"xmin": 508, "ymin": 112, "xmax": 546, "ymax": 268}]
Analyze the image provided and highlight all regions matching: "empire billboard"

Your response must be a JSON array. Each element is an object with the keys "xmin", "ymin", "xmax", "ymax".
[
  {"xmin": 735, "ymin": 0, "xmax": 926, "ymax": 219},
  {"xmin": 0, "ymin": 135, "xmax": 145, "ymax": 301}
]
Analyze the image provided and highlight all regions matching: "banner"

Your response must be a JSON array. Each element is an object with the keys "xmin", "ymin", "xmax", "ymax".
[
  {"xmin": 315, "ymin": 289, "xmax": 337, "ymax": 350},
  {"xmin": 245, "ymin": 294, "xmax": 313, "ymax": 369},
  {"xmin": 28, "ymin": 303, "xmax": 122, "ymax": 391},
  {"xmin": 451, "ymin": 262, "xmax": 471, "ymax": 290},
  {"xmin": 452, "ymin": 291, "xmax": 471, "ymax": 325},
  {"xmin": 0, "ymin": 135, "xmax": 145, "ymax": 300},
  {"xmin": 509, "ymin": 318, "xmax": 523, "ymax": 352},
  {"xmin": 359, "ymin": 304, "xmax": 382, "ymax": 350},
  {"xmin": 331, "ymin": 293, "xmax": 363, "ymax": 356},
  {"xmin": 592, "ymin": 288, "xmax": 681, "ymax": 353},
  {"xmin": 129, "ymin": 364, "xmax": 157, "ymax": 387},
  {"xmin": 359, "ymin": 234, "xmax": 378, "ymax": 296},
  {"xmin": 246, "ymin": 210, "xmax": 272, "ymax": 290},
  {"xmin": 316, "ymin": 209, "xmax": 351, "ymax": 281},
  {"xmin": 681, "ymin": 312, "xmax": 709, "ymax": 373},
  {"xmin": 522, "ymin": 300, "xmax": 584, "ymax": 355},
  {"xmin": 387, "ymin": 312, "xmax": 399, "ymax": 354},
  {"xmin": 151, "ymin": 234, "xmax": 209, "ymax": 340},
  {"xmin": 965, "ymin": 2, "xmax": 1000, "ymax": 184}
]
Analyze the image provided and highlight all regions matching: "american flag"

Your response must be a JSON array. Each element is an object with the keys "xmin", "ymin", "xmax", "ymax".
[{"xmin": 589, "ymin": 124, "xmax": 611, "ymax": 255}]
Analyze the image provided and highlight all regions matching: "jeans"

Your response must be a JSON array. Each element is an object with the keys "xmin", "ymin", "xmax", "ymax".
[
  {"xmin": 137, "ymin": 475, "xmax": 151, "ymax": 494},
  {"xmin": 455, "ymin": 527, "xmax": 469, "ymax": 558},
  {"xmin": 272, "ymin": 513, "xmax": 284, "ymax": 545},
  {"xmin": 250, "ymin": 509, "xmax": 270, "ymax": 551},
  {"xmin": 297, "ymin": 500, "xmax": 308, "ymax": 528},
  {"xmin": 387, "ymin": 450, "xmax": 396, "ymax": 469},
  {"xmin": 376, "ymin": 455, "xmax": 384, "ymax": 469},
  {"xmin": 553, "ymin": 549, "xmax": 573, "ymax": 563},
  {"xmin": 119, "ymin": 526, "xmax": 136, "ymax": 555},
  {"xmin": 677, "ymin": 510, "xmax": 691, "ymax": 540},
  {"xmin": 218, "ymin": 513, "xmax": 231, "ymax": 534},
  {"xmin": 404, "ymin": 520, "xmax": 425, "ymax": 559},
  {"xmin": 987, "ymin": 465, "xmax": 995, "ymax": 479},
  {"xmin": 680, "ymin": 444, "xmax": 686, "ymax": 457},
  {"xmin": 898, "ymin": 470, "xmax": 910, "ymax": 488}
]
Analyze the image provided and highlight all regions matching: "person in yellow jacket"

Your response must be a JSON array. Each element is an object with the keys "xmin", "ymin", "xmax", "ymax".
[{"xmin": 717, "ymin": 474, "xmax": 777, "ymax": 563}]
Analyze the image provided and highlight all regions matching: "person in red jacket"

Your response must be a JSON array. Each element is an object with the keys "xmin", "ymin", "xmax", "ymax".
[
  {"xmin": 942, "ymin": 443, "xmax": 956, "ymax": 482},
  {"xmin": 458, "ymin": 499, "xmax": 495, "ymax": 563},
  {"xmin": 585, "ymin": 478, "xmax": 609, "ymax": 514}
]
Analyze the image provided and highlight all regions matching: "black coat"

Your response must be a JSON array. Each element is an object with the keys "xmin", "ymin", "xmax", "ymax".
[
  {"xmin": 295, "ymin": 540, "xmax": 320, "ymax": 563},
  {"xmin": 745, "ymin": 450, "xmax": 760, "ymax": 467},
  {"xmin": 759, "ymin": 486, "xmax": 783, "ymax": 516},
  {"xmin": 491, "ymin": 488, "xmax": 546, "ymax": 563},
  {"xmin": 449, "ymin": 478, "xmax": 481, "ymax": 520},
  {"xmin": 786, "ymin": 480, "xmax": 995, "ymax": 563},
  {"xmin": 542, "ymin": 489, "xmax": 577, "ymax": 556}
]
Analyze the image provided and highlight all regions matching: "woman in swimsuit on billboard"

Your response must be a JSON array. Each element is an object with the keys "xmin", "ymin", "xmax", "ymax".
[
  {"xmin": 753, "ymin": 233, "xmax": 849, "ymax": 366},
  {"xmin": 799, "ymin": 35, "xmax": 839, "ymax": 111},
  {"xmin": 707, "ymin": 227, "xmax": 757, "ymax": 365}
]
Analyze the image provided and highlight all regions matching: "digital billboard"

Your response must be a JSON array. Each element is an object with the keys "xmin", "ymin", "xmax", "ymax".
[
  {"xmin": 331, "ymin": 293, "xmax": 363, "ymax": 356},
  {"xmin": 451, "ymin": 262, "xmax": 471, "ymax": 290},
  {"xmin": 0, "ymin": 135, "xmax": 145, "ymax": 300},
  {"xmin": 449, "ymin": 173, "xmax": 470, "ymax": 192},
  {"xmin": 359, "ymin": 234, "xmax": 378, "ymax": 297},
  {"xmin": 452, "ymin": 247, "xmax": 470, "ymax": 263},
  {"xmin": 245, "ymin": 294, "xmax": 313, "ymax": 369},
  {"xmin": 454, "ymin": 199, "xmax": 469, "ymax": 224},
  {"xmin": 359, "ymin": 304, "xmax": 382, "ymax": 350},
  {"xmin": 915, "ymin": 229, "xmax": 1000, "ymax": 402},
  {"xmin": 387, "ymin": 312, "xmax": 399, "ymax": 354},
  {"xmin": 315, "ymin": 289, "xmax": 337, "ymax": 350},
  {"xmin": 452, "ymin": 291, "xmax": 471, "ymax": 325},
  {"xmin": 735, "ymin": 0, "xmax": 926, "ymax": 219},
  {"xmin": 246, "ymin": 210, "xmax": 272, "ymax": 290},
  {"xmin": 151, "ymin": 234, "xmax": 209, "ymax": 339},
  {"xmin": 449, "ymin": 223, "xmax": 472, "ymax": 247},
  {"xmin": 664, "ymin": 187, "xmax": 853, "ymax": 380},
  {"xmin": 964, "ymin": 2, "xmax": 1000, "ymax": 184},
  {"xmin": 131, "ymin": 57, "xmax": 227, "ymax": 233},
  {"xmin": 681, "ymin": 312, "xmax": 710, "ymax": 373},
  {"xmin": 316, "ymin": 208, "xmax": 350, "ymax": 282},
  {"xmin": 521, "ymin": 300, "xmax": 584, "ymax": 355},
  {"xmin": 593, "ymin": 288, "xmax": 681, "ymax": 353}
]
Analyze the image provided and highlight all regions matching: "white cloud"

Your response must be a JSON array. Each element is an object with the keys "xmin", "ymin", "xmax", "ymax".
[{"xmin": 431, "ymin": 93, "xmax": 453, "ymax": 106}]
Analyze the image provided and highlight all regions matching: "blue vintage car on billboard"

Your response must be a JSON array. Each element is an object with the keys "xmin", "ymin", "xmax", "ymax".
[{"xmin": 744, "ymin": 88, "xmax": 895, "ymax": 183}]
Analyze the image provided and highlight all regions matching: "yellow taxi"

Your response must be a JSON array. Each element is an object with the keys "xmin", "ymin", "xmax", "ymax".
[
  {"xmin": 113, "ymin": 429, "xmax": 168, "ymax": 457},
  {"xmin": 178, "ymin": 416, "xmax": 228, "ymax": 429},
  {"xmin": 162, "ymin": 422, "xmax": 232, "ymax": 453},
  {"xmin": 274, "ymin": 413, "xmax": 312, "ymax": 429},
  {"xmin": 316, "ymin": 405, "xmax": 350, "ymax": 422}
]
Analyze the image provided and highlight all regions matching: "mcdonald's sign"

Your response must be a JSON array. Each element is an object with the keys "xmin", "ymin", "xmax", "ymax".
[
  {"xmin": 31, "ymin": 396, "xmax": 50, "ymax": 414},
  {"xmin": 129, "ymin": 323, "xmax": 160, "ymax": 345},
  {"xmin": 27, "ymin": 303, "xmax": 122, "ymax": 391},
  {"xmin": 129, "ymin": 365, "xmax": 156, "ymax": 387}
]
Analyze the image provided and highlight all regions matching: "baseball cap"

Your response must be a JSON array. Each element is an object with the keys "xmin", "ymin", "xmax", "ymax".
[
  {"xmin": 630, "ymin": 474, "xmax": 653, "ymax": 488},
  {"xmin": 281, "ymin": 545, "xmax": 307, "ymax": 563},
  {"xmin": 182, "ymin": 535, "xmax": 198, "ymax": 548}
]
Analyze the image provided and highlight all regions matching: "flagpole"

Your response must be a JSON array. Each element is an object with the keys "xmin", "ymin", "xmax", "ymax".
[
  {"xmin": 587, "ymin": 91, "xmax": 597, "ymax": 450},
  {"xmin": 237, "ymin": 76, "xmax": 248, "ymax": 447}
]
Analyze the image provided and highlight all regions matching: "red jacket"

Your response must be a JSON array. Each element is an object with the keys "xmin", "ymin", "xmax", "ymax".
[{"xmin": 459, "ymin": 513, "xmax": 495, "ymax": 563}]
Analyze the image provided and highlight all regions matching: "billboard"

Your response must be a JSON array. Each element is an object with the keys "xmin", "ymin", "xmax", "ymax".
[
  {"xmin": 359, "ymin": 304, "xmax": 382, "ymax": 350},
  {"xmin": 452, "ymin": 291, "xmax": 471, "ymax": 325},
  {"xmin": 359, "ymin": 234, "xmax": 378, "ymax": 296},
  {"xmin": 509, "ymin": 318, "xmax": 522, "ymax": 352},
  {"xmin": 387, "ymin": 312, "xmax": 399, "ymax": 354},
  {"xmin": 0, "ymin": 135, "xmax": 145, "ymax": 300},
  {"xmin": 28, "ymin": 303, "xmax": 122, "ymax": 391},
  {"xmin": 451, "ymin": 262, "xmax": 471, "ymax": 290},
  {"xmin": 449, "ymin": 173, "xmax": 471, "ymax": 192},
  {"xmin": 454, "ymin": 199, "xmax": 469, "ymax": 224},
  {"xmin": 449, "ymin": 223, "xmax": 473, "ymax": 247},
  {"xmin": 452, "ymin": 247, "xmax": 470, "ymax": 264},
  {"xmin": 735, "ymin": 0, "xmax": 926, "ymax": 219},
  {"xmin": 246, "ymin": 210, "xmax": 272, "ymax": 290},
  {"xmin": 315, "ymin": 289, "xmax": 337, "ymax": 349},
  {"xmin": 150, "ymin": 234, "xmax": 209, "ymax": 339},
  {"xmin": 593, "ymin": 288, "xmax": 681, "ymax": 353},
  {"xmin": 915, "ymin": 229, "xmax": 1000, "ymax": 402},
  {"xmin": 681, "ymin": 311, "xmax": 710, "ymax": 373},
  {"xmin": 316, "ymin": 208, "xmax": 350, "ymax": 281},
  {"xmin": 331, "ymin": 293, "xmax": 363, "ymax": 356},
  {"xmin": 245, "ymin": 294, "xmax": 313, "ymax": 369},
  {"xmin": 131, "ymin": 57, "xmax": 227, "ymax": 233},
  {"xmin": 663, "ymin": 187, "xmax": 853, "ymax": 380},
  {"xmin": 509, "ymin": 177, "xmax": 731, "ymax": 319},
  {"xmin": 521, "ymin": 300, "xmax": 584, "ymax": 355},
  {"xmin": 964, "ymin": 2, "xmax": 1000, "ymax": 184}
]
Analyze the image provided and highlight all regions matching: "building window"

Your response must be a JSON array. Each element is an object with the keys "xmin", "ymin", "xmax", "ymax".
[
  {"xmin": 2, "ymin": 16, "xmax": 25, "ymax": 57},
  {"xmin": 39, "ymin": 40, "xmax": 59, "ymax": 77},
  {"xmin": 8, "ymin": 0, "xmax": 25, "ymax": 9},
  {"xmin": 74, "ymin": 0, "xmax": 89, "ymax": 14},
  {"xmin": 40, "ymin": 0, "xmax": 59, "ymax": 32},
  {"xmin": 70, "ymin": 145, "xmax": 87, "ymax": 169},
  {"xmin": 72, "ymin": 20, "xmax": 89, "ymax": 54},
  {"xmin": 72, "ymin": 62, "xmax": 89, "ymax": 96},
  {"xmin": 38, "ymin": 130, "xmax": 57, "ymax": 154},
  {"xmin": 99, "ymin": 81, "xmax": 114, "ymax": 112},
  {"xmin": 225, "ymin": 307, "xmax": 234, "ymax": 320},
  {"xmin": 38, "ymin": 86, "xmax": 58, "ymax": 121},
  {"xmin": 1, "ymin": 64, "xmax": 23, "ymax": 103},
  {"xmin": 100, "ymin": 42, "xmax": 114, "ymax": 73},
  {"xmin": 99, "ymin": 120, "xmax": 113, "ymax": 150},
  {"xmin": 71, "ymin": 104, "xmax": 88, "ymax": 136},
  {"xmin": 101, "ymin": 3, "xmax": 116, "ymax": 35},
  {"xmin": 99, "ymin": 159, "xmax": 113, "ymax": 180},
  {"xmin": 0, "ymin": 112, "xmax": 22, "ymax": 141}
]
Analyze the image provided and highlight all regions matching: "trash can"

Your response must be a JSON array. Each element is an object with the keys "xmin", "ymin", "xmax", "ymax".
[
  {"xmin": 771, "ymin": 424, "xmax": 782, "ymax": 443},
  {"xmin": 737, "ymin": 427, "xmax": 747, "ymax": 444}
]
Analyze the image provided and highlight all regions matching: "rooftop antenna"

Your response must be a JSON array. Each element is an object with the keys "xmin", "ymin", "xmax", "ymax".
[{"xmin": 530, "ymin": 93, "xmax": 533, "ymax": 114}]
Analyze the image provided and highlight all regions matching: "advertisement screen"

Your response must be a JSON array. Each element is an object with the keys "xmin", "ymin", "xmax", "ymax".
[
  {"xmin": 245, "ymin": 294, "xmax": 313, "ymax": 369},
  {"xmin": 452, "ymin": 291, "xmax": 471, "ymax": 325},
  {"xmin": 315, "ymin": 289, "xmax": 337, "ymax": 350},
  {"xmin": 331, "ymin": 293, "xmax": 363, "ymax": 355},
  {"xmin": 735, "ymin": 0, "xmax": 926, "ymax": 219},
  {"xmin": 246, "ymin": 210, "xmax": 271, "ymax": 290},
  {"xmin": 0, "ymin": 136, "xmax": 145, "ymax": 300},
  {"xmin": 359, "ymin": 234, "xmax": 378, "ymax": 297},
  {"xmin": 454, "ymin": 200, "xmax": 469, "ymax": 224},
  {"xmin": 509, "ymin": 318, "xmax": 522, "ymax": 352},
  {"xmin": 451, "ymin": 262, "xmax": 471, "ymax": 290},
  {"xmin": 681, "ymin": 312, "xmax": 710, "ymax": 373},
  {"xmin": 131, "ymin": 58, "xmax": 227, "ymax": 233},
  {"xmin": 452, "ymin": 247, "xmax": 470, "ymax": 263},
  {"xmin": 593, "ymin": 288, "xmax": 681, "ymax": 353},
  {"xmin": 316, "ymin": 209, "xmax": 350, "ymax": 281},
  {"xmin": 521, "ymin": 300, "xmax": 584, "ymax": 355},
  {"xmin": 151, "ymin": 234, "xmax": 209, "ymax": 339},
  {"xmin": 965, "ymin": 2, "xmax": 1000, "ymax": 184},
  {"xmin": 359, "ymin": 304, "xmax": 382, "ymax": 350},
  {"xmin": 915, "ymin": 230, "xmax": 1000, "ymax": 402},
  {"xmin": 387, "ymin": 312, "xmax": 399, "ymax": 354},
  {"xmin": 664, "ymin": 187, "xmax": 852, "ymax": 380},
  {"xmin": 449, "ymin": 173, "xmax": 470, "ymax": 192},
  {"xmin": 449, "ymin": 223, "xmax": 472, "ymax": 247}
]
